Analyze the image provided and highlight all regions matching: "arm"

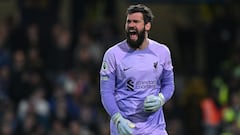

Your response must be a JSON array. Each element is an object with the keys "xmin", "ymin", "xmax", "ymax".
[
  {"xmin": 144, "ymin": 46, "xmax": 175, "ymax": 112},
  {"xmin": 100, "ymin": 71, "xmax": 120, "ymax": 117},
  {"xmin": 100, "ymin": 50, "xmax": 120, "ymax": 117},
  {"xmin": 160, "ymin": 46, "xmax": 175, "ymax": 102},
  {"xmin": 100, "ymin": 50, "xmax": 135, "ymax": 135},
  {"xmin": 160, "ymin": 69, "xmax": 175, "ymax": 103}
]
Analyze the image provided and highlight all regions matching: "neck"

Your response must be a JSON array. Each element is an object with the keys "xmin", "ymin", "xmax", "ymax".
[{"xmin": 138, "ymin": 33, "xmax": 149, "ymax": 50}]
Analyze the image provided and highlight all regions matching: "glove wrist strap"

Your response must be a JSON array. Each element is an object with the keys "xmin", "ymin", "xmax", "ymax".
[{"xmin": 158, "ymin": 93, "xmax": 166, "ymax": 106}]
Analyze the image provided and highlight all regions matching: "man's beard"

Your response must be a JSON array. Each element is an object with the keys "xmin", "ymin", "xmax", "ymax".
[{"xmin": 126, "ymin": 28, "xmax": 145, "ymax": 49}]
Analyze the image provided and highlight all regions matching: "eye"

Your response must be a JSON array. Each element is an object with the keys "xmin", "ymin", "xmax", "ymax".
[
  {"xmin": 133, "ymin": 20, "xmax": 140, "ymax": 23},
  {"xmin": 126, "ymin": 20, "xmax": 131, "ymax": 24}
]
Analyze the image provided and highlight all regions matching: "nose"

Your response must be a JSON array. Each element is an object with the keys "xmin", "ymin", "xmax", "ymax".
[{"xmin": 128, "ymin": 21, "xmax": 135, "ymax": 28}]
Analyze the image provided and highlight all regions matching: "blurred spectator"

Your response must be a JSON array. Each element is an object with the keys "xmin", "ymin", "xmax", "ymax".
[
  {"xmin": 73, "ymin": 29, "xmax": 103, "ymax": 71},
  {"xmin": 48, "ymin": 85, "xmax": 79, "ymax": 127},
  {"xmin": 15, "ymin": 112, "xmax": 45, "ymax": 135},
  {"xmin": 46, "ymin": 26, "xmax": 73, "ymax": 75},
  {"xmin": 0, "ymin": 21, "xmax": 12, "ymax": 51},
  {"xmin": 1, "ymin": 122, "xmax": 13, "ymax": 135},
  {"xmin": 25, "ymin": 23, "xmax": 39, "ymax": 48},
  {"xmin": 0, "ymin": 65, "xmax": 10, "ymax": 100},
  {"xmin": 0, "ymin": 108, "xmax": 17, "ymax": 135},
  {"xmin": 78, "ymin": 103, "xmax": 99, "ymax": 134},
  {"xmin": 68, "ymin": 120, "xmax": 94, "ymax": 135},
  {"xmin": 0, "ymin": 22, "xmax": 12, "ymax": 100},
  {"xmin": 200, "ymin": 90, "xmax": 221, "ymax": 135},
  {"xmin": 26, "ymin": 47, "xmax": 45, "ymax": 72},
  {"xmin": 65, "ymin": 69, "xmax": 92, "ymax": 100},
  {"xmin": 97, "ymin": 119, "xmax": 110, "ymax": 135},
  {"xmin": 220, "ymin": 92, "xmax": 240, "ymax": 135},
  {"xmin": 17, "ymin": 87, "xmax": 50, "ymax": 129},
  {"xmin": 49, "ymin": 119, "xmax": 69, "ymax": 135},
  {"xmin": 8, "ymin": 50, "xmax": 30, "ymax": 103}
]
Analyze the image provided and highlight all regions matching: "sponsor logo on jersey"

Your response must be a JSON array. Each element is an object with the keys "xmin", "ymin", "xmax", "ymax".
[
  {"xmin": 126, "ymin": 79, "xmax": 157, "ymax": 91},
  {"xmin": 136, "ymin": 80, "xmax": 156, "ymax": 89},
  {"xmin": 126, "ymin": 79, "xmax": 134, "ymax": 91}
]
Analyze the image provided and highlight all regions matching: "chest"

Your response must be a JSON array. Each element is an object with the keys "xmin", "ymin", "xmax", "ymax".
[{"xmin": 116, "ymin": 53, "xmax": 164, "ymax": 80}]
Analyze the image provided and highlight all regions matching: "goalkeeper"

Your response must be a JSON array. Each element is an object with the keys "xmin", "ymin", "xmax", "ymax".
[{"xmin": 100, "ymin": 4, "xmax": 175, "ymax": 135}]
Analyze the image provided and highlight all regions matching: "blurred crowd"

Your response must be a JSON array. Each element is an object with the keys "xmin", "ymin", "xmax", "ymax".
[
  {"xmin": 0, "ymin": 0, "xmax": 118, "ymax": 135},
  {"xmin": 170, "ymin": 3, "xmax": 240, "ymax": 135},
  {"xmin": 0, "ymin": 0, "xmax": 240, "ymax": 135}
]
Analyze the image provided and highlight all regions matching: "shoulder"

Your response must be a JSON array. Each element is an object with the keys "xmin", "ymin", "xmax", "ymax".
[
  {"xmin": 104, "ymin": 40, "xmax": 128, "ymax": 56},
  {"xmin": 148, "ymin": 39, "xmax": 171, "ymax": 54}
]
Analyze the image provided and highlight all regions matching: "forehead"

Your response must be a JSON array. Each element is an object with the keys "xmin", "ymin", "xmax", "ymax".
[{"xmin": 126, "ymin": 12, "xmax": 144, "ymax": 21}]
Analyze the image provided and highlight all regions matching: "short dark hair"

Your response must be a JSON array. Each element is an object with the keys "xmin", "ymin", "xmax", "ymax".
[{"xmin": 126, "ymin": 4, "xmax": 154, "ymax": 24}]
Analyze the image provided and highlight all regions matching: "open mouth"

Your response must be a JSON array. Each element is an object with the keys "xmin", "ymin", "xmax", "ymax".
[{"xmin": 128, "ymin": 29, "xmax": 138, "ymax": 40}]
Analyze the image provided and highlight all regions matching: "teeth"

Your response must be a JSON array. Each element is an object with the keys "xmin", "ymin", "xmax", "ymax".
[{"xmin": 129, "ymin": 29, "xmax": 136, "ymax": 32}]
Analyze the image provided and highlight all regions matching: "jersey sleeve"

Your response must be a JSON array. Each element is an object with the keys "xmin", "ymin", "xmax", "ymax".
[
  {"xmin": 160, "ymin": 46, "xmax": 175, "ymax": 102},
  {"xmin": 100, "ymin": 49, "xmax": 120, "ymax": 117},
  {"xmin": 163, "ymin": 47, "xmax": 173, "ymax": 70}
]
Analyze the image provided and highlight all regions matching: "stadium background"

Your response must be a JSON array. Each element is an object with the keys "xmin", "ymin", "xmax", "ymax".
[{"xmin": 0, "ymin": 0, "xmax": 239, "ymax": 135}]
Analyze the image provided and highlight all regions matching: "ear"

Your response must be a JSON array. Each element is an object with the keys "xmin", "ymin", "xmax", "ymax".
[{"xmin": 145, "ymin": 22, "xmax": 151, "ymax": 31}]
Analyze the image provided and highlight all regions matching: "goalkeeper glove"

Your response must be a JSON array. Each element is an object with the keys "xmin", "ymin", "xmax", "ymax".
[
  {"xmin": 144, "ymin": 93, "xmax": 165, "ymax": 112},
  {"xmin": 111, "ymin": 112, "xmax": 135, "ymax": 135}
]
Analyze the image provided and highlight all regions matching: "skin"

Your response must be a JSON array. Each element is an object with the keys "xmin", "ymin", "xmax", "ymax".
[{"xmin": 125, "ymin": 12, "xmax": 151, "ymax": 50}]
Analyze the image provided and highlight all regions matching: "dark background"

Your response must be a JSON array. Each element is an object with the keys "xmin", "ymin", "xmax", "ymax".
[{"xmin": 0, "ymin": 0, "xmax": 239, "ymax": 135}]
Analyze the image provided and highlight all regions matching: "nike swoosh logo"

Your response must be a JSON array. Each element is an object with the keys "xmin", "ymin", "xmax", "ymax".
[{"xmin": 123, "ymin": 67, "xmax": 131, "ymax": 71}]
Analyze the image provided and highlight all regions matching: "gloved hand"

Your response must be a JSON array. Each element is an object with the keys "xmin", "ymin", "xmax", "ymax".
[
  {"xmin": 111, "ymin": 112, "xmax": 135, "ymax": 135},
  {"xmin": 144, "ymin": 93, "xmax": 165, "ymax": 112}
]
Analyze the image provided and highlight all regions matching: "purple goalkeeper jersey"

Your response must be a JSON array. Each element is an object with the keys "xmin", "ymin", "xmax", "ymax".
[{"xmin": 100, "ymin": 39, "xmax": 174, "ymax": 135}]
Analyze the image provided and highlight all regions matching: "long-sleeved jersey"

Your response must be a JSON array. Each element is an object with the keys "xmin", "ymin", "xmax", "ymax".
[{"xmin": 100, "ymin": 39, "xmax": 175, "ymax": 135}]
